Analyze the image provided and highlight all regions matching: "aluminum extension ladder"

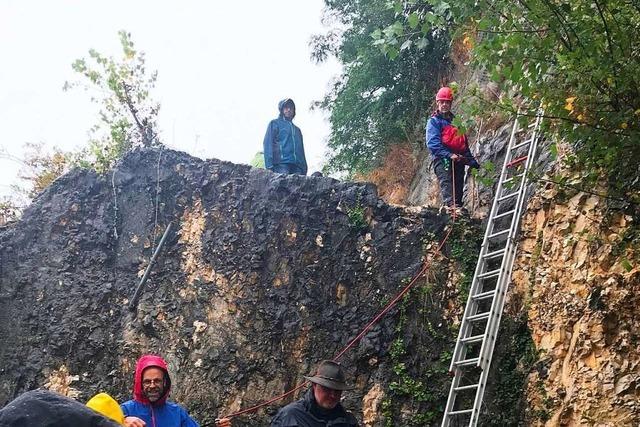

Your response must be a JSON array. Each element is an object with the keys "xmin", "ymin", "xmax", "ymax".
[{"xmin": 441, "ymin": 111, "xmax": 543, "ymax": 427}]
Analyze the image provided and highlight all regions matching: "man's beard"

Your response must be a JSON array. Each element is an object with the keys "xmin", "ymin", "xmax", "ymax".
[{"xmin": 144, "ymin": 387, "xmax": 165, "ymax": 403}]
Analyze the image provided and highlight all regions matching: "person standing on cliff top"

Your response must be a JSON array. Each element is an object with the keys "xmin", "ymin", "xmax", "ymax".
[
  {"xmin": 270, "ymin": 360, "xmax": 358, "ymax": 427},
  {"xmin": 426, "ymin": 86, "xmax": 480, "ymax": 214},
  {"xmin": 263, "ymin": 98, "xmax": 308, "ymax": 175},
  {"xmin": 121, "ymin": 354, "xmax": 231, "ymax": 427}
]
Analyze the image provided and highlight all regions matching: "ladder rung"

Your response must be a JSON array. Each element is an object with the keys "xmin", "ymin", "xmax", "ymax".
[
  {"xmin": 503, "ymin": 173, "xmax": 525, "ymax": 185},
  {"xmin": 472, "ymin": 289, "xmax": 496, "ymax": 301},
  {"xmin": 498, "ymin": 191, "xmax": 519, "ymax": 203},
  {"xmin": 447, "ymin": 409, "xmax": 474, "ymax": 417},
  {"xmin": 454, "ymin": 357, "xmax": 480, "ymax": 367},
  {"xmin": 454, "ymin": 384, "xmax": 479, "ymax": 392},
  {"xmin": 478, "ymin": 268, "xmax": 501, "ymax": 279},
  {"xmin": 442, "ymin": 114, "xmax": 543, "ymax": 427},
  {"xmin": 493, "ymin": 209, "xmax": 516, "ymax": 220},
  {"xmin": 483, "ymin": 248, "xmax": 505, "ymax": 260},
  {"xmin": 506, "ymin": 156, "xmax": 528, "ymax": 168},
  {"xmin": 466, "ymin": 312, "xmax": 490, "ymax": 322},
  {"xmin": 512, "ymin": 137, "xmax": 534, "ymax": 150},
  {"xmin": 487, "ymin": 229, "xmax": 509, "ymax": 240},
  {"xmin": 461, "ymin": 334, "xmax": 485, "ymax": 344}
]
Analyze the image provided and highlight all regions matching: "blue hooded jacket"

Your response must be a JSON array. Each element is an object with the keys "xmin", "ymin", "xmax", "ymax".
[
  {"xmin": 263, "ymin": 98, "xmax": 308, "ymax": 175},
  {"xmin": 121, "ymin": 354, "xmax": 199, "ymax": 427},
  {"xmin": 426, "ymin": 112, "xmax": 479, "ymax": 168}
]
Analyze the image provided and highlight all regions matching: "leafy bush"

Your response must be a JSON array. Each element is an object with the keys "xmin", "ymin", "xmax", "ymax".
[
  {"xmin": 64, "ymin": 30, "xmax": 161, "ymax": 173},
  {"xmin": 313, "ymin": 0, "xmax": 451, "ymax": 174},
  {"xmin": 373, "ymin": 0, "xmax": 640, "ymax": 201}
]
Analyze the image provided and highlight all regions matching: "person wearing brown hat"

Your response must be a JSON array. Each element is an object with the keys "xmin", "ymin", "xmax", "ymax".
[{"xmin": 270, "ymin": 360, "xmax": 358, "ymax": 427}]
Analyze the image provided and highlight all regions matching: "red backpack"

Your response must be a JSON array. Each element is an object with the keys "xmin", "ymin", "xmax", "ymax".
[{"xmin": 441, "ymin": 124, "xmax": 468, "ymax": 153}]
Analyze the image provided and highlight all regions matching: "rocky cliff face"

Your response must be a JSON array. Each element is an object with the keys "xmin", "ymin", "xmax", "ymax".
[
  {"xmin": 3, "ymin": 123, "xmax": 632, "ymax": 426},
  {"xmin": 0, "ymin": 148, "xmax": 476, "ymax": 426},
  {"xmin": 512, "ymin": 169, "xmax": 640, "ymax": 426},
  {"xmin": 406, "ymin": 110, "xmax": 639, "ymax": 425}
]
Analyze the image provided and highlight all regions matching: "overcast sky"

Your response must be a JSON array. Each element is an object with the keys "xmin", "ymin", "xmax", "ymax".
[{"xmin": 0, "ymin": 0, "xmax": 341, "ymax": 201}]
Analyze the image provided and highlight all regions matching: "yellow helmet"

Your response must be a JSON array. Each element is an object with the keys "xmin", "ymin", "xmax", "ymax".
[{"xmin": 86, "ymin": 392, "xmax": 125, "ymax": 425}]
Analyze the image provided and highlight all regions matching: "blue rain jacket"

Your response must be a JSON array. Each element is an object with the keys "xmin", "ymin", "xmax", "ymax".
[
  {"xmin": 121, "ymin": 400, "xmax": 198, "ymax": 427},
  {"xmin": 263, "ymin": 98, "xmax": 308, "ymax": 175}
]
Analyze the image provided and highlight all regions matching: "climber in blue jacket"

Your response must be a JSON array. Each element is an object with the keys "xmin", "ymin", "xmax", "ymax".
[
  {"xmin": 263, "ymin": 98, "xmax": 308, "ymax": 175},
  {"xmin": 426, "ymin": 86, "xmax": 479, "ymax": 213}
]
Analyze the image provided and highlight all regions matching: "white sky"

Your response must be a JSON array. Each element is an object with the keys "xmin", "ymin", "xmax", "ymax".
[{"xmin": 0, "ymin": 0, "xmax": 341, "ymax": 200}]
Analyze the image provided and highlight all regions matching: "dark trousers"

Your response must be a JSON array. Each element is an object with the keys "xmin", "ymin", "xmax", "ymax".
[
  {"xmin": 272, "ymin": 163, "xmax": 305, "ymax": 175},
  {"xmin": 433, "ymin": 157, "xmax": 465, "ymax": 207}
]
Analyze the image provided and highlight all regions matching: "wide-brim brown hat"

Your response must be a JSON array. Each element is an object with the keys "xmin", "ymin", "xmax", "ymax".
[{"xmin": 304, "ymin": 360, "xmax": 354, "ymax": 391}]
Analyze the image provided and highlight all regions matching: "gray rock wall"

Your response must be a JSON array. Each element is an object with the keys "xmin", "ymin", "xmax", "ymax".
[{"xmin": 0, "ymin": 148, "xmax": 463, "ymax": 426}]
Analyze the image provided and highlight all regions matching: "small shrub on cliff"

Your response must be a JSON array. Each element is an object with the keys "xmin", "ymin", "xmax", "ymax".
[{"xmin": 64, "ymin": 30, "xmax": 161, "ymax": 173}]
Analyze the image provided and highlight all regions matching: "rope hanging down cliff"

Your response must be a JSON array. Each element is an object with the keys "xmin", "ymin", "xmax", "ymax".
[{"xmin": 222, "ymin": 173, "xmax": 462, "ymax": 420}]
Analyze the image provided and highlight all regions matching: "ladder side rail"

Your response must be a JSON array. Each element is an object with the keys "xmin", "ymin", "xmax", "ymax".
[
  {"xmin": 443, "ymin": 112, "xmax": 544, "ymax": 427},
  {"xmin": 452, "ymin": 116, "xmax": 519, "ymax": 338},
  {"xmin": 477, "ymin": 237, "xmax": 519, "ymax": 368},
  {"xmin": 468, "ymin": 113, "xmax": 530, "ymax": 366},
  {"xmin": 486, "ymin": 115, "xmax": 523, "ymax": 233},
  {"xmin": 469, "ymin": 356, "xmax": 493, "ymax": 426},
  {"xmin": 442, "ymin": 113, "xmax": 540, "ymax": 427},
  {"xmin": 441, "ymin": 364, "xmax": 466, "ymax": 427},
  {"xmin": 447, "ymin": 115, "xmax": 522, "ymax": 371},
  {"xmin": 476, "ymin": 115, "xmax": 543, "ymax": 368},
  {"xmin": 448, "ymin": 243, "xmax": 492, "ymax": 371}
]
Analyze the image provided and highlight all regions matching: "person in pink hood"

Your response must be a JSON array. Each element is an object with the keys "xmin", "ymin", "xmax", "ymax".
[{"xmin": 121, "ymin": 354, "xmax": 230, "ymax": 427}]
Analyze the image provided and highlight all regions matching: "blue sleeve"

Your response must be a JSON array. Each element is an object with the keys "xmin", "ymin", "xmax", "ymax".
[
  {"xmin": 180, "ymin": 406, "xmax": 199, "ymax": 427},
  {"xmin": 263, "ymin": 120, "xmax": 275, "ymax": 170},
  {"xmin": 426, "ymin": 117, "xmax": 451, "ymax": 159},
  {"xmin": 298, "ymin": 129, "xmax": 307, "ymax": 175},
  {"xmin": 120, "ymin": 401, "xmax": 133, "ymax": 417}
]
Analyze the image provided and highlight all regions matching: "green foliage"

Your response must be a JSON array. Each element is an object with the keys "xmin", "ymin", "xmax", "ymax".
[
  {"xmin": 471, "ymin": 160, "xmax": 495, "ymax": 187},
  {"xmin": 449, "ymin": 217, "xmax": 483, "ymax": 302},
  {"xmin": 346, "ymin": 202, "xmax": 368, "ymax": 231},
  {"xmin": 16, "ymin": 142, "xmax": 71, "ymax": 199},
  {"xmin": 0, "ymin": 143, "xmax": 71, "ymax": 208},
  {"xmin": 479, "ymin": 316, "xmax": 540, "ymax": 425},
  {"xmin": 250, "ymin": 151, "xmax": 265, "ymax": 169},
  {"xmin": 64, "ymin": 30, "xmax": 161, "ymax": 173},
  {"xmin": 383, "ymin": 283, "xmax": 454, "ymax": 426},
  {"xmin": 373, "ymin": 0, "xmax": 640, "ymax": 201},
  {"xmin": 313, "ymin": 0, "xmax": 451, "ymax": 174}
]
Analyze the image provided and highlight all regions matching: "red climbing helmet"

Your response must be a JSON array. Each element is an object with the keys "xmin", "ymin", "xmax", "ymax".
[{"xmin": 436, "ymin": 86, "xmax": 453, "ymax": 101}]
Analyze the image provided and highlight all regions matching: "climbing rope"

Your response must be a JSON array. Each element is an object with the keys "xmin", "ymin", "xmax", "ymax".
[{"xmin": 222, "ymin": 207, "xmax": 459, "ymax": 420}]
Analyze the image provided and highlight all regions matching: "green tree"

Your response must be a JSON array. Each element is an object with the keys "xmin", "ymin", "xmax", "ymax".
[
  {"xmin": 373, "ymin": 0, "xmax": 640, "ymax": 201},
  {"xmin": 17, "ymin": 142, "xmax": 70, "ymax": 199},
  {"xmin": 0, "ymin": 142, "xmax": 70, "ymax": 207},
  {"xmin": 64, "ymin": 30, "xmax": 161, "ymax": 173},
  {"xmin": 313, "ymin": 0, "xmax": 451, "ymax": 174}
]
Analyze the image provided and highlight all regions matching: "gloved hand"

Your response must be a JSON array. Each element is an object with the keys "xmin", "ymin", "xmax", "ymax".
[{"xmin": 469, "ymin": 159, "xmax": 480, "ymax": 169}]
